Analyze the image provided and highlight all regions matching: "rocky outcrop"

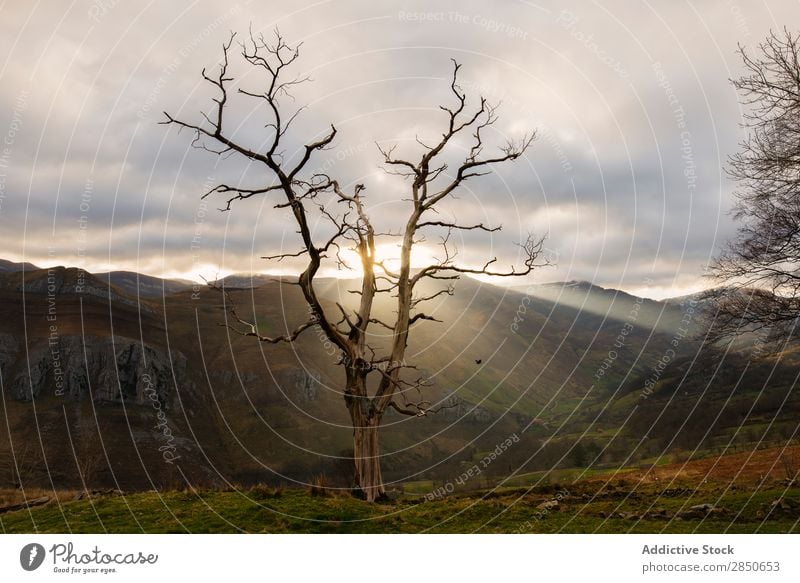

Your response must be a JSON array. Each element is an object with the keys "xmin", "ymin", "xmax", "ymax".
[
  {"xmin": 0, "ymin": 333, "xmax": 18, "ymax": 372},
  {"xmin": 438, "ymin": 395, "xmax": 495, "ymax": 423},
  {"xmin": 3, "ymin": 335, "xmax": 184, "ymax": 406},
  {"xmin": 206, "ymin": 367, "xmax": 323, "ymax": 408},
  {"xmin": 278, "ymin": 368, "xmax": 321, "ymax": 402}
]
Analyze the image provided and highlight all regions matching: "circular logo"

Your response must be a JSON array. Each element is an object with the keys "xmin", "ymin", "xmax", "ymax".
[{"xmin": 19, "ymin": 543, "xmax": 45, "ymax": 571}]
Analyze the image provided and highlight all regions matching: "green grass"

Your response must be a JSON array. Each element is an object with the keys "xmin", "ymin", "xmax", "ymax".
[{"xmin": 1, "ymin": 482, "xmax": 796, "ymax": 534}]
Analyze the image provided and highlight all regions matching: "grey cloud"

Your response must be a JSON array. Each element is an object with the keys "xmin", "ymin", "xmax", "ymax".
[{"xmin": 0, "ymin": 0, "xmax": 794, "ymax": 298}]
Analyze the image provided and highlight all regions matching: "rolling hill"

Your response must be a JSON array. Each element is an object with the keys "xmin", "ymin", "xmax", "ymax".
[{"xmin": 0, "ymin": 261, "xmax": 795, "ymax": 495}]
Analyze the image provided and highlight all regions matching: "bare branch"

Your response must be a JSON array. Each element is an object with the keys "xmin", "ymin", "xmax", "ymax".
[
  {"xmin": 409, "ymin": 313, "xmax": 442, "ymax": 325},
  {"xmin": 422, "ymin": 132, "xmax": 536, "ymax": 209},
  {"xmin": 261, "ymin": 249, "xmax": 308, "ymax": 262},
  {"xmin": 411, "ymin": 233, "xmax": 549, "ymax": 288},
  {"xmin": 368, "ymin": 317, "xmax": 395, "ymax": 331},
  {"xmin": 388, "ymin": 400, "xmax": 428, "ymax": 417},
  {"xmin": 417, "ymin": 220, "xmax": 502, "ymax": 233},
  {"xmin": 203, "ymin": 183, "xmax": 285, "ymax": 211},
  {"xmin": 411, "ymin": 284, "xmax": 455, "ymax": 308},
  {"xmin": 206, "ymin": 278, "xmax": 316, "ymax": 343}
]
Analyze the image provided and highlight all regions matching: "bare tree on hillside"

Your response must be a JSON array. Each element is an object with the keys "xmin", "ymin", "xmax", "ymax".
[
  {"xmin": 163, "ymin": 30, "xmax": 546, "ymax": 501},
  {"xmin": 707, "ymin": 29, "xmax": 800, "ymax": 347},
  {"xmin": 72, "ymin": 416, "xmax": 105, "ymax": 490}
]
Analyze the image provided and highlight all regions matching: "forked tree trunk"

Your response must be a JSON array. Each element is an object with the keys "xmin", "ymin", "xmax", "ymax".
[{"xmin": 346, "ymin": 376, "xmax": 385, "ymax": 502}]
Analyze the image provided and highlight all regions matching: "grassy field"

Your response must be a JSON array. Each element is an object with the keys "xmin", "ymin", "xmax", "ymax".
[
  {"xmin": 0, "ymin": 482, "xmax": 796, "ymax": 534},
  {"xmin": 2, "ymin": 446, "xmax": 798, "ymax": 534}
]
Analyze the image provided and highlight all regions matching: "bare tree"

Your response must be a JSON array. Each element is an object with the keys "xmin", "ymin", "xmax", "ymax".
[
  {"xmin": 3, "ymin": 441, "xmax": 47, "ymax": 489},
  {"xmin": 163, "ymin": 30, "xmax": 546, "ymax": 501},
  {"xmin": 780, "ymin": 449, "xmax": 799, "ymax": 483},
  {"xmin": 707, "ymin": 29, "xmax": 800, "ymax": 346},
  {"xmin": 0, "ymin": 442, "xmax": 17, "ymax": 487},
  {"xmin": 72, "ymin": 415, "xmax": 105, "ymax": 491}
]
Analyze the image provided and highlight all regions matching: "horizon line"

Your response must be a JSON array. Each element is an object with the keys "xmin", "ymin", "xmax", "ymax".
[{"xmin": 1, "ymin": 256, "xmax": 707, "ymax": 302}]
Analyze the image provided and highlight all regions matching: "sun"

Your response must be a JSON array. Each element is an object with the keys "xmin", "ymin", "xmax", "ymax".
[{"xmin": 333, "ymin": 243, "xmax": 438, "ymax": 275}]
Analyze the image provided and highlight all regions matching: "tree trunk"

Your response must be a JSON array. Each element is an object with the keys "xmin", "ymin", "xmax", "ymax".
[
  {"xmin": 352, "ymin": 417, "xmax": 384, "ymax": 502},
  {"xmin": 346, "ymin": 377, "xmax": 385, "ymax": 502}
]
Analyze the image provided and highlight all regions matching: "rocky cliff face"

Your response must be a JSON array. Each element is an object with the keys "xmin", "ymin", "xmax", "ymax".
[
  {"xmin": 436, "ymin": 395, "xmax": 496, "ymax": 424},
  {"xmin": 2, "ymin": 334, "xmax": 184, "ymax": 405},
  {"xmin": 0, "ymin": 332, "xmax": 17, "ymax": 372},
  {"xmin": 281, "ymin": 368, "xmax": 321, "ymax": 402},
  {"xmin": 209, "ymin": 367, "xmax": 322, "ymax": 404}
]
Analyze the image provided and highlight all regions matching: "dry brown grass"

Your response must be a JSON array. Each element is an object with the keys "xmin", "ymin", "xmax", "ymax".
[
  {"xmin": 309, "ymin": 474, "xmax": 331, "ymax": 497},
  {"xmin": 0, "ymin": 487, "xmax": 79, "ymax": 508},
  {"xmin": 592, "ymin": 444, "xmax": 800, "ymax": 486}
]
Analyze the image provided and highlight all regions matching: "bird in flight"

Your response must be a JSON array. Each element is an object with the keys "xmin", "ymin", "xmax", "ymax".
[{"xmin": 475, "ymin": 359, "xmax": 482, "ymax": 365}]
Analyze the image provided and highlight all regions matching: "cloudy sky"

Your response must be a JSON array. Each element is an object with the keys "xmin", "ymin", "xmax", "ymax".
[{"xmin": 0, "ymin": 0, "xmax": 796, "ymax": 299}]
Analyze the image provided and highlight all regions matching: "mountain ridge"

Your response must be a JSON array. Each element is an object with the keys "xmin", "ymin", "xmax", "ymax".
[{"xmin": 0, "ymin": 259, "xmax": 795, "ymax": 493}]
